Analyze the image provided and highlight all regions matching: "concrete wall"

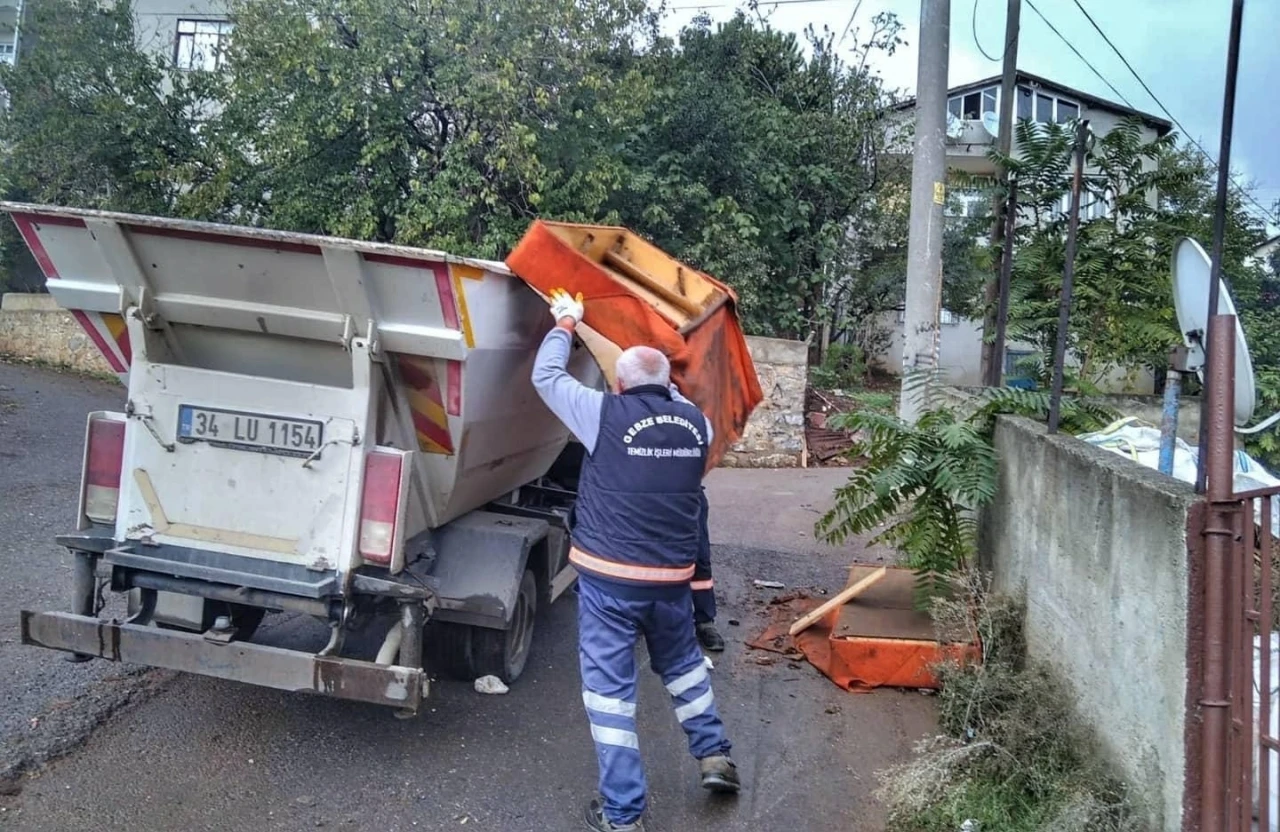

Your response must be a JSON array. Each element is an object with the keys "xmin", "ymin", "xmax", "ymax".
[
  {"xmin": 0, "ymin": 294, "xmax": 114, "ymax": 376},
  {"xmin": 871, "ymin": 311, "xmax": 1156, "ymax": 395},
  {"xmin": 722, "ymin": 336, "xmax": 808, "ymax": 468},
  {"xmin": 979, "ymin": 416, "xmax": 1199, "ymax": 831},
  {"xmin": 875, "ymin": 311, "xmax": 987, "ymax": 387}
]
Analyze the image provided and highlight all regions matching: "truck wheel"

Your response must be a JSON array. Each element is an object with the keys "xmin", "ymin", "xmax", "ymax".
[
  {"xmin": 426, "ymin": 569, "xmax": 538, "ymax": 684},
  {"xmin": 471, "ymin": 569, "xmax": 538, "ymax": 683}
]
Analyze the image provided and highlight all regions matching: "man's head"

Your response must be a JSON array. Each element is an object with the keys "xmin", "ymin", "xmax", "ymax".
[{"xmin": 615, "ymin": 346, "xmax": 670, "ymax": 392}]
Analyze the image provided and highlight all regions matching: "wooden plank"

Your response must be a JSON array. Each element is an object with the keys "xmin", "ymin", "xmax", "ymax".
[
  {"xmin": 789, "ymin": 566, "xmax": 888, "ymax": 636},
  {"xmin": 603, "ymin": 249, "xmax": 702, "ymax": 317}
]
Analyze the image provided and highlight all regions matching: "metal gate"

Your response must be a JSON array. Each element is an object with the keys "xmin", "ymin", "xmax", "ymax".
[{"xmin": 1225, "ymin": 485, "xmax": 1280, "ymax": 831}]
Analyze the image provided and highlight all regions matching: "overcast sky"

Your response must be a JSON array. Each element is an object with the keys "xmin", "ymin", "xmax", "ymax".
[{"xmin": 657, "ymin": 0, "xmax": 1280, "ymax": 235}]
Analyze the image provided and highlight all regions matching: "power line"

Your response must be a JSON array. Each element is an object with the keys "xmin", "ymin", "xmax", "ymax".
[
  {"xmin": 1067, "ymin": 0, "xmax": 1279, "ymax": 226},
  {"xmin": 971, "ymin": 0, "xmax": 1015, "ymax": 64},
  {"xmin": 972, "ymin": 0, "xmax": 1000, "ymax": 61},
  {"xmin": 1023, "ymin": 0, "xmax": 1137, "ymax": 111}
]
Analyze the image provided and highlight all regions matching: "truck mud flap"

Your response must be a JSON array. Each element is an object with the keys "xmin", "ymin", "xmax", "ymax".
[{"xmin": 20, "ymin": 611, "xmax": 425, "ymax": 712}]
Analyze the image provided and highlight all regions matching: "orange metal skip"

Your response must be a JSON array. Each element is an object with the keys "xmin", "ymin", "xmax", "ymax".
[{"xmin": 506, "ymin": 220, "xmax": 763, "ymax": 469}]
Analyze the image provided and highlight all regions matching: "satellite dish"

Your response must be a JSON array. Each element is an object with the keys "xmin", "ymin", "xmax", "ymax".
[
  {"xmin": 946, "ymin": 112, "xmax": 965, "ymax": 140},
  {"xmin": 981, "ymin": 111, "xmax": 1001, "ymax": 140},
  {"xmin": 1172, "ymin": 237, "xmax": 1257, "ymax": 426}
]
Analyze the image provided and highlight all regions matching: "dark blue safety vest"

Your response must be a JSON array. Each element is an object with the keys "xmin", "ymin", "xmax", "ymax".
[{"xmin": 571, "ymin": 384, "xmax": 708, "ymax": 600}]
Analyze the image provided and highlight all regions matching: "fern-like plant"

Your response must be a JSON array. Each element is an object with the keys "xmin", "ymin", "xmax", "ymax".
[{"xmin": 816, "ymin": 385, "xmax": 1115, "ymax": 609}]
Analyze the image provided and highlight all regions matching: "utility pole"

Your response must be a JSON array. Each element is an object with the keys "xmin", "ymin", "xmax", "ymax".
[
  {"xmin": 898, "ymin": 0, "xmax": 950, "ymax": 423},
  {"xmin": 1046, "ymin": 119, "xmax": 1090, "ymax": 434},
  {"xmin": 980, "ymin": 0, "xmax": 1021, "ymax": 387}
]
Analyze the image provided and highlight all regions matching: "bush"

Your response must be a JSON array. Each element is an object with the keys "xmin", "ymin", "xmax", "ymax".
[
  {"xmin": 811, "ymin": 343, "xmax": 868, "ymax": 390},
  {"xmin": 876, "ymin": 573, "xmax": 1142, "ymax": 832}
]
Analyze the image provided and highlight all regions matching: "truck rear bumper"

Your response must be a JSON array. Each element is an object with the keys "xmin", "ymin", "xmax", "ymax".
[{"xmin": 20, "ymin": 611, "xmax": 426, "ymax": 712}]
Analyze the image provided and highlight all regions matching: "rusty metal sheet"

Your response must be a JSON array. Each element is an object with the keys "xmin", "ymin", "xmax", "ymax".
[{"xmin": 20, "ymin": 610, "xmax": 425, "ymax": 711}]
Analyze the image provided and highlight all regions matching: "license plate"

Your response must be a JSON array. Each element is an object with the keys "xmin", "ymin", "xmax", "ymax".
[{"xmin": 177, "ymin": 405, "xmax": 324, "ymax": 458}]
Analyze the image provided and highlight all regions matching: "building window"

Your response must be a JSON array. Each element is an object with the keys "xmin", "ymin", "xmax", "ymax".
[
  {"xmin": 898, "ymin": 308, "xmax": 961, "ymax": 326},
  {"xmin": 174, "ymin": 19, "xmax": 232, "ymax": 71},
  {"xmin": 1056, "ymin": 184, "xmax": 1116, "ymax": 221},
  {"xmin": 0, "ymin": 41, "xmax": 15, "ymax": 66},
  {"xmin": 948, "ymin": 85, "xmax": 999, "ymax": 121},
  {"xmin": 947, "ymin": 84, "xmax": 1080, "ymax": 127}
]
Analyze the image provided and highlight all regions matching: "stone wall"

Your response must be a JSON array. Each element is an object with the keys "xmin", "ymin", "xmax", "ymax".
[
  {"xmin": 980, "ymin": 416, "xmax": 1200, "ymax": 831},
  {"xmin": 0, "ymin": 294, "xmax": 115, "ymax": 376},
  {"xmin": 722, "ymin": 336, "xmax": 808, "ymax": 468}
]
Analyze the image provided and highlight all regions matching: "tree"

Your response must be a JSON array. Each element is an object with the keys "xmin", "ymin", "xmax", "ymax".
[
  {"xmin": 991, "ymin": 119, "xmax": 1186, "ymax": 388},
  {"xmin": 603, "ymin": 12, "xmax": 909, "ymax": 340},
  {"xmin": 190, "ymin": 0, "xmax": 656, "ymax": 257},
  {"xmin": 0, "ymin": 0, "xmax": 216, "ymax": 290}
]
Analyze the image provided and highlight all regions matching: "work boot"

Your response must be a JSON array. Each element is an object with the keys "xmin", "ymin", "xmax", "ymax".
[
  {"xmin": 696, "ymin": 622, "xmax": 726, "ymax": 652},
  {"xmin": 699, "ymin": 755, "xmax": 741, "ymax": 794},
  {"xmin": 583, "ymin": 799, "xmax": 644, "ymax": 832}
]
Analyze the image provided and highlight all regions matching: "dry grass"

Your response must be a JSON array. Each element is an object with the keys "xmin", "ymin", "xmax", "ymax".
[{"xmin": 875, "ymin": 571, "xmax": 1145, "ymax": 832}]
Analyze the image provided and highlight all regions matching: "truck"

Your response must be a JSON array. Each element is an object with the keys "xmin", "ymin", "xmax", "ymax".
[{"xmin": 5, "ymin": 204, "xmax": 759, "ymax": 715}]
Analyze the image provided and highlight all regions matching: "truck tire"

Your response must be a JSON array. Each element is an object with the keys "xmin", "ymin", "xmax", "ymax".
[{"xmin": 427, "ymin": 569, "xmax": 538, "ymax": 684}]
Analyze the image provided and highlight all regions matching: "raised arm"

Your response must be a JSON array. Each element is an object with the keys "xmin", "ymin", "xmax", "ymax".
[{"xmin": 531, "ymin": 294, "xmax": 605, "ymax": 455}]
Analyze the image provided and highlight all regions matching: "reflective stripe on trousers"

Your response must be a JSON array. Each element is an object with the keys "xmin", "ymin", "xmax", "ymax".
[{"xmin": 577, "ymin": 578, "xmax": 731, "ymax": 826}]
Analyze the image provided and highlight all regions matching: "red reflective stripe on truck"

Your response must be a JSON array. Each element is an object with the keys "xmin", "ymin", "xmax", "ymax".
[
  {"xmin": 446, "ymin": 360, "xmax": 461, "ymax": 417},
  {"xmin": 432, "ymin": 262, "xmax": 460, "ymax": 331},
  {"xmin": 10, "ymin": 214, "xmax": 61, "ymax": 279},
  {"xmin": 71, "ymin": 310, "xmax": 127, "ymax": 373},
  {"xmin": 103, "ymin": 313, "xmax": 132, "ymax": 364}
]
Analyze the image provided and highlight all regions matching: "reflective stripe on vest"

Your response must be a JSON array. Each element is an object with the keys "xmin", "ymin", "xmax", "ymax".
[
  {"xmin": 570, "ymin": 547, "xmax": 696, "ymax": 584},
  {"xmin": 690, "ymin": 578, "xmax": 714, "ymax": 591}
]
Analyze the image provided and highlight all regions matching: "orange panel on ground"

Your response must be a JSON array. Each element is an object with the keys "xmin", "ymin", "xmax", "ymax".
[{"xmin": 748, "ymin": 573, "xmax": 981, "ymax": 692}]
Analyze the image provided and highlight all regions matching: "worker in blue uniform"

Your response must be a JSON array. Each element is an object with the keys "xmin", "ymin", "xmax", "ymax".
[{"xmin": 532, "ymin": 289, "xmax": 740, "ymax": 832}]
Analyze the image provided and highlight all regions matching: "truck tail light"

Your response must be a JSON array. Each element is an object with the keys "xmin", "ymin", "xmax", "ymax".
[
  {"xmin": 84, "ymin": 416, "xmax": 126, "ymax": 524},
  {"xmin": 358, "ymin": 449, "xmax": 409, "ymax": 565}
]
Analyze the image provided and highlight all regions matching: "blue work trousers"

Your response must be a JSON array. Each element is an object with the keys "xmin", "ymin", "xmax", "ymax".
[{"xmin": 577, "ymin": 578, "xmax": 731, "ymax": 825}]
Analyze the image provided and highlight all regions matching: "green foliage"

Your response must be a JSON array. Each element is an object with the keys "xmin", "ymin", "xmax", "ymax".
[
  {"xmin": 607, "ymin": 12, "xmax": 909, "ymax": 339},
  {"xmin": 0, "ymin": 0, "xmax": 218, "ymax": 214},
  {"xmin": 816, "ymin": 404, "xmax": 995, "ymax": 608},
  {"xmin": 878, "ymin": 577, "xmax": 1140, "ymax": 831},
  {"xmin": 0, "ymin": 1, "xmax": 912, "ymax": 341},
  {"xmin": 1150, "ymin": 145, "xmax": 1280, "ymax": 469},
  {"xmin": 194, "ymin": 0, "xmax": 657, "ymax": 256},
  {"xmin": 817, "ymin": 385, "xmax": 1115, "ymax": 608},
  {"xmin": 0, "ymin": 0, "xmax": 219, "ymax": 291},
  {"xmin": 992, "ymin": 119, "xmax": 1182, "ymax": 385},
  {"xmin": 810, "ymin": 343, "xmax": 868, "ymax": 390},
  {"xmin": 847, "ymin": 390, "xmax": 895, "ymax": 414}
]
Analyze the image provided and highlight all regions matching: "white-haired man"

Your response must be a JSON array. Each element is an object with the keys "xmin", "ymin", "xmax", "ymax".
[{"xmin": 532, "ymin": 289, "xmax": 739, "ymax": 832}]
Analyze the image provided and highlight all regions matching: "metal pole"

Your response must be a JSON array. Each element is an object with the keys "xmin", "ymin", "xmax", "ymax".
[
  {"xmin": 1195, "ymin": 0, "xmax": 1246, "ymax": 495},
  {"xmin": 1201, "ymin": 314, "xmax": 1238, "ymax": 832},
  {"xmin": 1158, "ymin": 370, "xmax": 1182, "ymax": 475},
  {"xmin": 897, "ymin": 0, "xmax": 950, "ymax": 424},
  {"xmin": 991, "ymin": 177, "xmax": 1018, "ymax": 388},
  {"xmin": 1046, "ymin": 120, "xmax": 1089, "ymax": 434},
  {"xmin": 981, "ymin": 0, "xmax": 1022, "ymax": 387}
]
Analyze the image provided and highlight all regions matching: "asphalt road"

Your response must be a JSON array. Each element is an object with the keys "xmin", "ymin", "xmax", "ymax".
[{"xmin": 0, "ymin": 362, "xmax": 935, "ymax": 831}]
